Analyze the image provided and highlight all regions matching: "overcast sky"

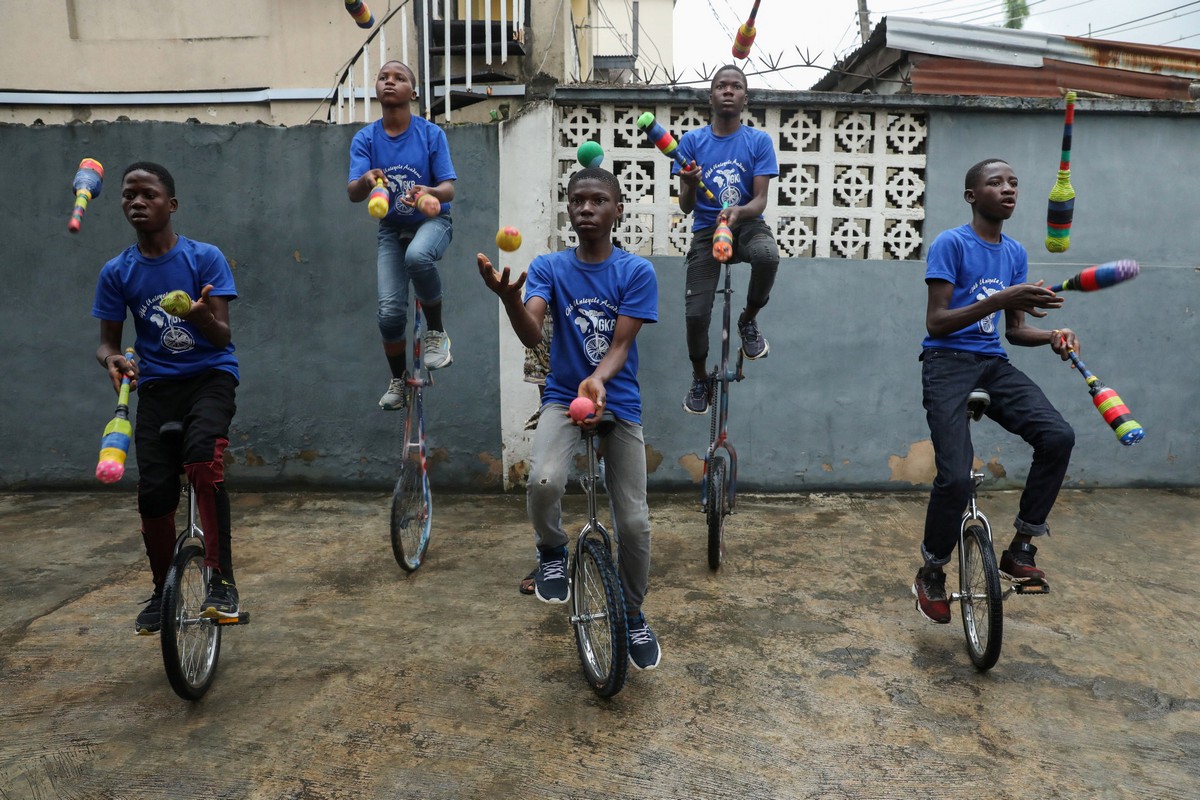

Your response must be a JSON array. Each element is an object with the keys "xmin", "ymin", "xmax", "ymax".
[{"xmin": 670, "ymin": 0, "xmax": 1200, "ymax": 89}]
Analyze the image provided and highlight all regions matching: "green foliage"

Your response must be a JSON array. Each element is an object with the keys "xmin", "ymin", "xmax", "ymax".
[{"xmin": 1003, "ymin": 0, "xmax": 1030, "ymax": 29}]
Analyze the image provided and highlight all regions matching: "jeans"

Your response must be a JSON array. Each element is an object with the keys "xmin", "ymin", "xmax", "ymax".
[
  {"xmin": 920, "ymin": 350, "xmax": 1074, "ymax": 566},
  {"xmin": 684, "ymin": 218, "xmax": 780, "ymax": 363},
  {"xmin": 527, "ymin": 405, "xmax": 652, "ymax": 615},
  {"xmin": 376, "ymin": 215, "xmax": 452, "ymax": 342}
]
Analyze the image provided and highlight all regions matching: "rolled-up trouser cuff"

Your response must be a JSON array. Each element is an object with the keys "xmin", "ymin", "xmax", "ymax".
[
  {"xmin": 1013, "ymin": 516, "xmax": 1050, "ymax": 538},
  {"xmin": 921, "ymin": 542, "xmax": 953, "ymax": 568}
]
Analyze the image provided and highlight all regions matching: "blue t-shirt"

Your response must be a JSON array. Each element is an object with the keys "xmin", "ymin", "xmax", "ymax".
[
  {"xmin": 922, "ymin": 224, "xmax": 1028, "ymax": 357},
  {"xmin": 524, "ymin": 248, "xmax": 658, "ymax": 425},
  {"xmin": 92, "ymin": 236, "xmax": 240, "ymax": 384},
  {"xmin": 349, "ymin": 116, "xmax": 457, "ymax": 227},
  {"xmin": 673, "ymin": 124, "xmax": 778, "ymax": 231}
]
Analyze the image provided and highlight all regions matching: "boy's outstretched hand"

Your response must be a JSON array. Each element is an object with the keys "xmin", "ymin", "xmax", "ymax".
[
  {"xmin": 1002, "ymin": 280, "xmax": 1063, "ymax": 318},
  {"xmin": 477, "ymin": 253, "xmax": 526, "ymax": 300}
]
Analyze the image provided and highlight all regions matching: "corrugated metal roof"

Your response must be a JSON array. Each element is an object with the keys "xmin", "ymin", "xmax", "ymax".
[
  {"xmin": 813, "ymin": 16, "xmax": 1200, "ymax": 99},
  {"xmin": 909, "ymin": 55, "xmax": 1196, "ymax": 101},
  {"xmin": 887, "ymin": 16, "xmax": 1200, "ymax": 79}
]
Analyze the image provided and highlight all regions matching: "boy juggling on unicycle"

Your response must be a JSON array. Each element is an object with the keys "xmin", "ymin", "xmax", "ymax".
[
  {"xmin": 348, "ymin": 59, "xmax": 457, "ymax": 410},
  {"xmin": 477, "ymin": 167, "xmax": 663, "ymax": 672},
  {"xmin": 913, "ymin": 158, "xmax": 1078, "ymax": 624},
  {"xmin": 93, "ymin": 162, "xmax": 243, "ymax": 634},
  {"xmin": 674, "ymin": 64, "xmax": 781, "ymax": 415}
]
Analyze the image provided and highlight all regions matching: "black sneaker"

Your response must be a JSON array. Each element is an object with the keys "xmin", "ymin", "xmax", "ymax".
[
  {"xmin": 135, "ymin": 591, "xmax": 163, "ymax": 635},
  {"xmin": 683, "ymin": 376, "xmax": 711, "ymax": 415},
  {"xmin": 737, "ymin": 318, "xmax": 770, "ymax": 360},
  {"xmin": 912, "ymin": 566, "xmax": 952, "ymax": 624},
  {"xmin": 627, "ymin": 613, "xmax": 662, "ymax": 670},
  {"xmin": 534, "ymin": 545, "xmax": 569, "ymax": 604},
  {"xmin": 200, "ymin": 577, "xmax": 240, "ymax": 620}
]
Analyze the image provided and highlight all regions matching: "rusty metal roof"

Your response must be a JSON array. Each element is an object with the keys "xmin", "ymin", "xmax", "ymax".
[{"xmin": 813, "ymin": 16, "xmax": 1200, "ymax": 100}]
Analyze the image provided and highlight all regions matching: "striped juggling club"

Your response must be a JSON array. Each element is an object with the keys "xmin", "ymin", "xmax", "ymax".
[
  {"xmin": 1049, "ymin": 259, "xmax": 1139, "ymax": 293},
  {"xmin": 1045, "ymin": 90, "xmax": 1077, "ymax": 253},
  {"xmin": 1065, "ymin": 348, "xmax": 1144, "ymax": 446},
  {"xmin": 732, "ymin": 0, "xmax": 762, "ymax": 60},
  {"xmin": 635, "ymin": 112, "xmax": 716, "ymax": 201}
]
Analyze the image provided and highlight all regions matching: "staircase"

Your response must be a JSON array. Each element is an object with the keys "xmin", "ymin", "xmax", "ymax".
[
  {"xmin": 414, "ymin": 0, "xmax": 528, "ymax": 121},
  {"xmin": 329, "ymin": 0, "xmax": 529, "ymax": 125}
]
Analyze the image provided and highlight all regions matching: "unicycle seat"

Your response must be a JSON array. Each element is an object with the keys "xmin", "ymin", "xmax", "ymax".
[
  {"xmin": 967, "ymin": 389, "xmax": 991, "ymax": 421},
  {"xmin": 578, "ymin": 410, "xmax": 617, "ymax": 440}
]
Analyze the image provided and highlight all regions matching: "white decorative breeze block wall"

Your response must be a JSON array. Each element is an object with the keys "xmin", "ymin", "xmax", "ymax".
[{"xmin": 555, "ymin": 103, "xmax": 927, "ymax": 260}]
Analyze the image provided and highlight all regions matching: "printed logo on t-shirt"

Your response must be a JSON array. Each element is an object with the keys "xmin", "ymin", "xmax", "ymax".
[
  {"xmin": 711, "ymin": 161, "xmax": 746, "ymax": 208},
  {"xmin": 972, "ymin": 278, "xmax": 1004, "ymax": 335},
  {"xmin": 386, "ymin": 166, "xmax": 422, "ymax": 217},
  {"xmin": 137, "ymin": 294, "xmax": 196, "ymax": 354},
  {"xmin": 565, "ymin": 296, "xmax": 617, "ymax": 365}
]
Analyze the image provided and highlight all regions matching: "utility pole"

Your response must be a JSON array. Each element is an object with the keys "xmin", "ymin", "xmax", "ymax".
[{"xmin": 857, "ymin": 0, "xmax": 871, "ymax": 44}]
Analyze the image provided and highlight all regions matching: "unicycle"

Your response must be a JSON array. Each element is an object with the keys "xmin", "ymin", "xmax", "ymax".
[
  {"xmin": 953, "ymin": 390, "xmax": 1005, "ymax": 671},
  {"xmin": 157, "ymin": 422, "xmax": 249, "ymax": 701},
  {"xmin": 570, "ymin": 413, "xmax": 629, "ymax": 697},
  {"xmin": 701, "ymin": 257, "xmax": 746, "ymax": 570},
  {"xmin": 390, "ymin": 299, "xmax": 433, "ymax": 571}
]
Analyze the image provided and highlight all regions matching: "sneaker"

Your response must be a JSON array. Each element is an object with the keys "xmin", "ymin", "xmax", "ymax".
[
  {"xmin": 422, "ymin": 329, "xmax": 453, "ymax": 370},
  {"xmin": 200, "ymin": 577, "xmax": 240, "ymax": 620},
  {"xmin": 912, "ymin": 566, "xmax": 952, "ymax": 624},
  {"xmin": 534, "ymin": 545, "xmax": 570, "ymax": 604},
  {"xmin": 627, "ymin": 613, "xmax": 662, "ymax": 670},
  {"xmin": 682, "ymin": 376, "xmax": 711, "ymax": 415},
  {"xmin": 379, "ymin": 375, "xmax": 408, "ymax": 411},
  {"xmin": 1000, "ymin": 541, "xmax": 1047, "ymax": 583},
  {"xmin": 737, "ymin": 317, "xmax": 770, "ymax": 360},
  {"xmin": 135, "ymin": 591, "xmax": 162, "ymax": 635}
]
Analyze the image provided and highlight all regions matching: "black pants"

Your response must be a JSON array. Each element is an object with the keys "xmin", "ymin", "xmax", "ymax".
[
  {"xmin": 135, "ymin": 370, "xmax": 238, "ymax": 573},
  {"xmin": 684, "ymin": 218, "xmax": 780, "ymax": 363},
  {"xmin": 920, "ymin": 350, "xmax": 1074, "ymax": 565}
]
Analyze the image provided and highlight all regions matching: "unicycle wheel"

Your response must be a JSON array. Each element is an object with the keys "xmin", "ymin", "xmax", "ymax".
[
  {"xmin": 960, "ymin": 524, "xmax": 1004, "ymax": 671},
  {"xmin": 571, "ymin": 537, "xmax": 629, "ymax": 697},
  {"xmin": 160, "ymin": 544, "xmax": 222, "ymax": 701},
  {"xmin": 705, "ymin": 455, "xmax": 728, "ymax": 570}
]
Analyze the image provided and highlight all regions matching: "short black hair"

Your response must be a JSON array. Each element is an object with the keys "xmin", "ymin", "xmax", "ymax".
[
  {"xmin": 711, "ymin": 64, "xmax": 749, "ymax": 91},
  {"xmin": 568, "ymin": 167, "xmax": 623, "ymax": 203},
  {"xmin": 123, "ymin": 162, "xmax": 176, "ymax": 197},
  {"xmin": 964, "ymin": 158, "xmax": 1009, "ymax": 191},
  {"xmin": 381, "ymin": 60, "xmax": 418, "ymax": 87}
]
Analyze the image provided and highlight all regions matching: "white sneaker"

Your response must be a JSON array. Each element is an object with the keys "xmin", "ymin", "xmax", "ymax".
[
  {"xmin": 422, "ymin": 330, "xmax": 453, "ymax": 370},
  {"xmin": 379, "ymin": 376, "xmax": 407, "ymax": 410}
]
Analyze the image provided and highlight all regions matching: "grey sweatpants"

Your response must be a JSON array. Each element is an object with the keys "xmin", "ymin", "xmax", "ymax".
[{"xmin": 527, "ymin": 403, "xmax": 652, "ymax": 615}]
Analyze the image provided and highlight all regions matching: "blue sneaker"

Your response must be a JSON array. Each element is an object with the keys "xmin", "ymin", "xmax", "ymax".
[
  {"xmin": 534, "ymin": 545, "xmax": 569, "ymax": 604},
  {"xmin": 627, "ymin": 612, "xmax": 661, "ymax": 670}
]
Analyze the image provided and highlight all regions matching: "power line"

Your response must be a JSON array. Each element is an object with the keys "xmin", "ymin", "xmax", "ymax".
[{"xmin": 1085, "ymin": 1, "xmax": 1200, "ymax": 36}]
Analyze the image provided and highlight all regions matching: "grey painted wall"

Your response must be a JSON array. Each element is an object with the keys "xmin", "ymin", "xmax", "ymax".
[
  {"xmin": 1, "ymin": 121, "xmax": 503, "ymax": 490},
  {"xmin": 1, "ymin": 104, "xmax": 1196, "ymax": 492}
]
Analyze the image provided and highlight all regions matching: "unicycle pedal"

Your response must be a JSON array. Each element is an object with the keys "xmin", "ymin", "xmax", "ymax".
[
  {"xmin": 1011, "ymin": 580, "xmax": 1050, "ymax": 595},
  {"xmin": 216, "ymin": 611, "xmax": 251, "ymax": 625}
]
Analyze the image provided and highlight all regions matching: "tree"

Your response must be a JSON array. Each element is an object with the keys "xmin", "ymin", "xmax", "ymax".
[{"xmin": 1003, "ymin": 0, "xmax": 1030, "ymax": 29}]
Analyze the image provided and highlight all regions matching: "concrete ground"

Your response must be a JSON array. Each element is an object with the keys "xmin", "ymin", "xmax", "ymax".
[{"xmin": 1, "ymin": 488, "xmax": 1198, "ymax": 800}]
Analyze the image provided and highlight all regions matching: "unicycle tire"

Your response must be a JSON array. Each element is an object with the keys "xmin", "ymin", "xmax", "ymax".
[
  {"xmin": 571, "ymin": 537, "xmax": 629, "ymax": 697},
  {"xmin": 960, "ymin": 524, "xmax": 1004, "ymax": 671},
  {"xmin": 391, "ymin": 394, "xmax": 432, "ymax": 572},
  {"xmin": 161, "ymin": 544, "xmax": 222, "ymax": 701},
  {"xmin": 706, "ymin": 455, "xmax": 728, "ymax": 570}
]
